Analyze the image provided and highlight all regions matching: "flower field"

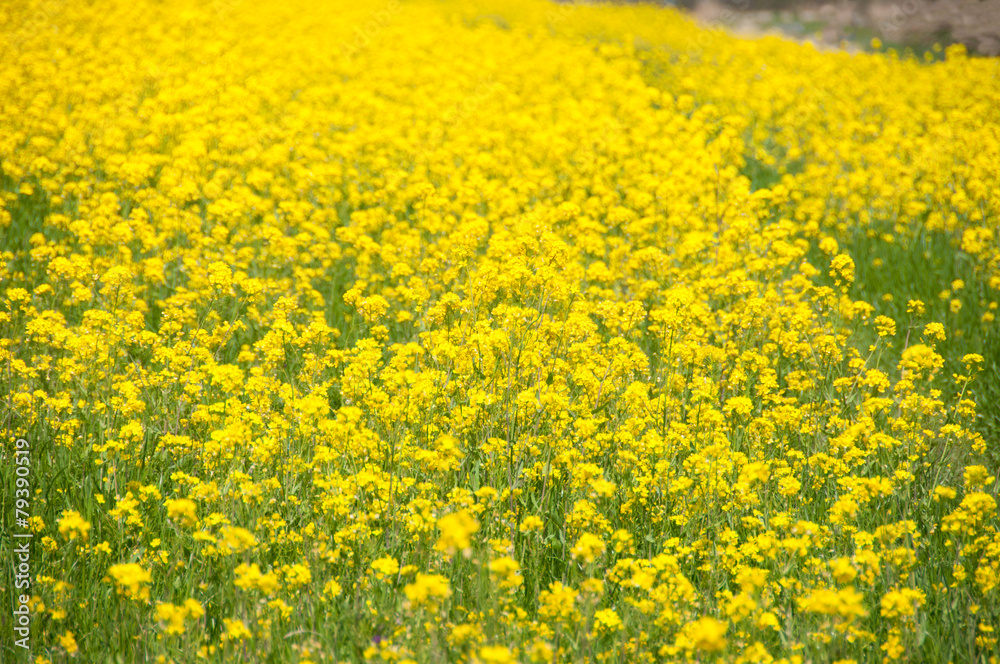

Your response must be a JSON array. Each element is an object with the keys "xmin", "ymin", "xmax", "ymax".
[{"xmin": 2, "ymin": 0, "xmax": 1000, "ymax": 661}]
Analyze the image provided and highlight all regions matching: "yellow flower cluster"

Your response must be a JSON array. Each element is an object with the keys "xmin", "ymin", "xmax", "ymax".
[
  {"xmin": 3, "ymin": 0, "xmax": 999, "ymax": 661},
  {"xmin": 57, "ymin": 510, "xmax": 91, "ymax": 542},
  {"xmin": 155, "ymin": 599, "xmax": 205, "ymax": 635},
  {"xmin": 106, "ymin": 564, "xmax": 152, "ymax": 602}
]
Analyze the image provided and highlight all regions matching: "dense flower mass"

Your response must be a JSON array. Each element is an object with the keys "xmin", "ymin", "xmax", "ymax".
[{"xmin": 2, "ymin": 0, "xmax": 1000, "ymax": 661}]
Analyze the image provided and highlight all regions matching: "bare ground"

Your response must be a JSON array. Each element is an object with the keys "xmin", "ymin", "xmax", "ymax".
[{"xmin": 686, "ymin": 0, "xmax": 1000, "ymax": 55}]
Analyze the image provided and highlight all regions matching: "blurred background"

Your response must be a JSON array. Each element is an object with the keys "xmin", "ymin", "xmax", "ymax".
[{"xmin": 661, "ymin": 0, "xmax": 1000, "ymax": 56}]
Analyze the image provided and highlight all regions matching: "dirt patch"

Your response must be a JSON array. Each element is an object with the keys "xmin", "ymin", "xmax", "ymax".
[{"xmin": 687, "ymin": 0, "xmax": 1000, "ymax": 55}]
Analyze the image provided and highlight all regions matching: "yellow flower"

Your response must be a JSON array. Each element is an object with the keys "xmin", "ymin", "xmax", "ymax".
[
  {"xmin": 435, "ymin": 510, "xmax": 479, "ymax": 557},
  {"xmin": 942, "ymin": 492, "xmax": 998, "ymax": 534},
  {"xmin": 234, "ymin": 563, "xmax": 281, "ymax": 594},
  {"xmin": 880, "ymin": 588, "xmax": 925, "ymax": 619},
  {"xmin": 268, "ymin": 598, "xmax": 293, "ymax": 619},
  {"xmin": 538, "ymin": 582, "xmax": 578, "ymax": 624},
  {"xmin": 57, "ymin": 631, "xmax": 78, "ymax": 655},
  {"xmin": 797, "ymin": 587, "xmax": 868, "ymax": 621},
  {"xmin": 590, "ymin": 478, "xmax": 616, "ymax": 498},
  {"xmin": 57, "ymin": 510, "xmax": 91, "ymax": 543},
  {"xmin": 489, "ymin": 556, "xmax": 523, "ymax": 590},
  {"xmin": 594, "ymin": 608, "xmax": 623, "ymax": 634},
  {"xmin": 107, "ymin": 563, "xmax": 152, "ymax": 601},
  {"xmin": 923, "ymin": 322, "xmax": 946, "ymax": 341},
  {"xmin": 155, "ymin": 601, "xmax": 204, "ymax": 635},
  {"xmin": 528, "ymin": 640, "xmax": 554, "ymax": 663},
  {"xmin": 183, "ymin": 599, "xmax": 205, "ymax": 619},
  {"xmin": 519, "ymin": 516, "xmax": 544, "ymax": 533},
  {"xmin": 207, "ymin": 261, "xmax": 233, "ymax": 292},
  {"xmin": 218, "ymin": 526, "xmax": 257, "ymax": 553},
  {"xmin": 933, "ymin": 486, "xmax": 957, "ymax": 502},
  {"xmin": 830, "ymin": 558, "xmax": 858, "ymax": 585},
  {"xmin": 881, "ymin": 634, "xmax": 906, "ymax": 660},
  {"xmin": 570, "ymin": 533, "xmax": 606, "ymax": 564},
  {"xmin": 685, "ymin": 617, "xmax": 728, "ymax": 653},
  {"xmin": 449, "ymin": 623, "xmax": 482, "ymax": 648},
  {"xmin": 223, "ymin": 618, "xmax": 252, "ymax": 642},
  {"xmin": 873, "ymin": 315, "xmax": 896, "ymax": 338},
  {"xmin": 371, "ymin": 556, "xmax": 400, "ymax": 581},
  {"xmin": 323, "ymin": 579, "xmax": 343, "ymax": 598},
  {"xmin": 165, "ymin": 498, "xmax": 198, "ymax": 527},
  {"xmin": 280, "ymin": 563, "xmax": 312, "ymax": 589},
  {"xmin": 778, "ymin": 476, "xmax": 802, "ymax": 498},
  {"xmin": 724, "ymin": 593, "xmax": 757, "ymax": 622},
  {"xmin": 403, "ymin": 573, "xmax": 451, "ymax": 609},
  {"xmin": 819, "ymin": 237, "xmax": 839, "ymax": 255},
  {"xmin": 900, "ymin": 344, "xmax": 944, "ymax": 374},
  {"xmin": 723, "ymin": 396, "xmax": 753, "ymax": 418},
  {"xmin": 736, "ymin": 567, "xmax": 769, "ymax": 592},
  {"xmin": 829, "ymin": 254, "xmax": 855, "ymax": 288},
  {"xmin": 964, "ymin": 465, "xmax": 991, "ymax": 490},
  {"xmin": 478, "ymin": 645, "xmax": 514, "ymax": 663}
]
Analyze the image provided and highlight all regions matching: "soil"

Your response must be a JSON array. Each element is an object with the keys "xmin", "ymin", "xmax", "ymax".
[{"xmin": 686, "ymin": 0, "xmax": 1000, "ymax": 56}]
